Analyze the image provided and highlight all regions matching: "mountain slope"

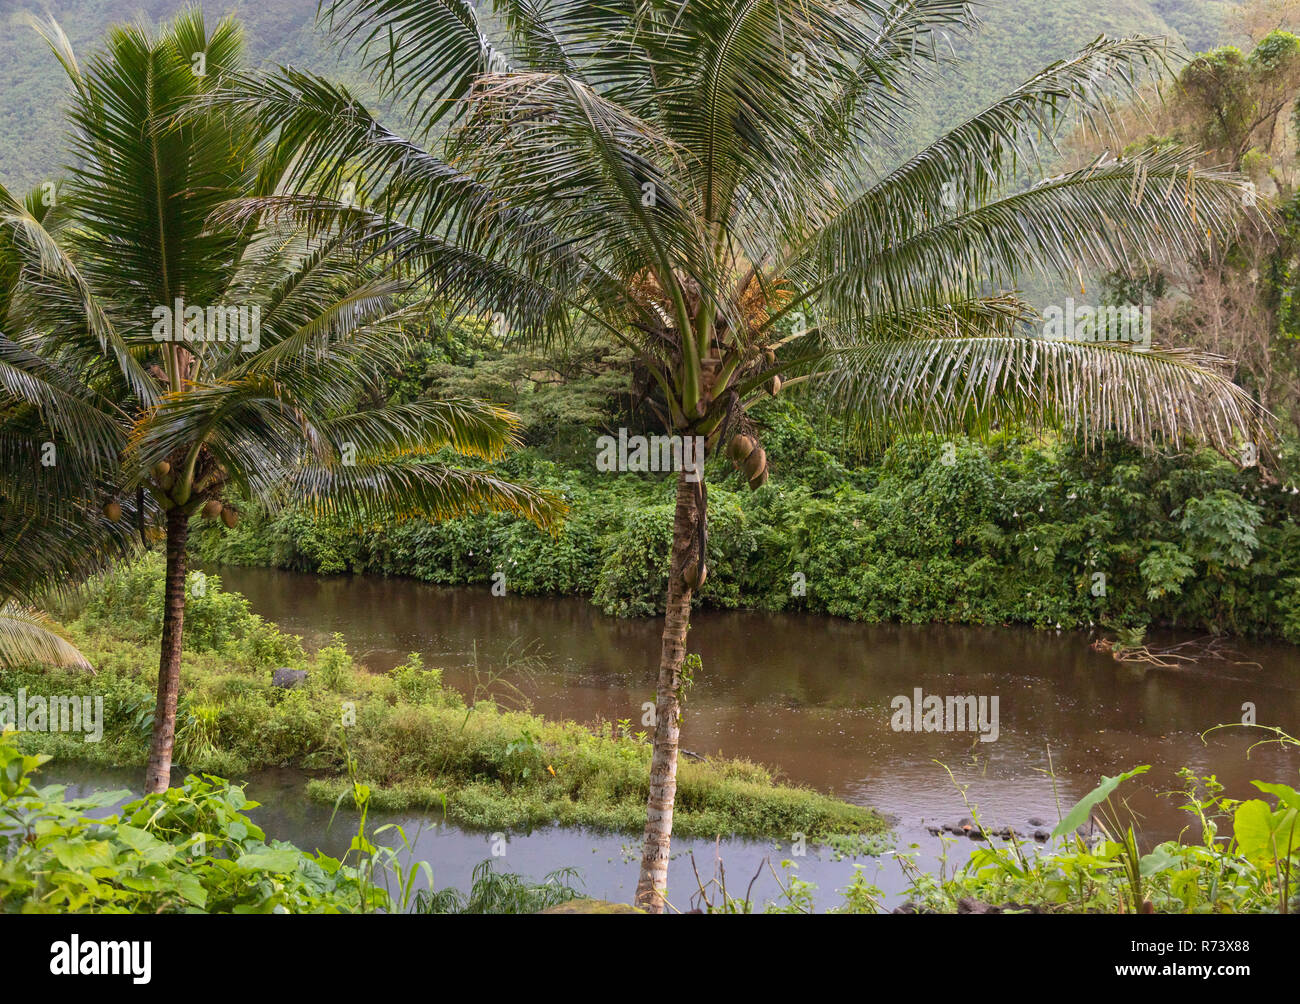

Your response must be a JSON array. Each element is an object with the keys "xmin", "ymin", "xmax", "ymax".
[{"xmin": 0, "ymin": 1, "xmax": 1243, "ymax": 195}]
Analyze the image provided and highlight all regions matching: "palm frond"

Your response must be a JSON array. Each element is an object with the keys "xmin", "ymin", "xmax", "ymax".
[
  {"xmin": 287, "ymin": 455, "xmax": 567, "ymax": 531},
  {"xmin": 822, "ymin": 332, "xmax": 1271, "ymax": 456},
  {"xmin": 0, "ymin": 602, "xmax": 92, "ymax": 672}
]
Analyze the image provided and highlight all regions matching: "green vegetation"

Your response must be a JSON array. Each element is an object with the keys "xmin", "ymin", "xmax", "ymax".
[
  {"xmin": 200, "ymin": 0, "xmax": 1272, "ymax": 911},
  {"xmin": 2, "ymin": 0, "xmax": 1298, "ymax": 919},
  {"xmin": 412, "ymin": 860, "xmax": 582, "ymax": 914},
  {"xmin": 9, "ymin": 719, "xmax": 1298, "ymax": 913},
  {"xmin": 5, "ymin": 557, "xmax": 886, "ymax": 843},
  {"xmin": 0, "ymin": 731, "xmax": 385, "ymax": 913},
  {"xmin": 0, "ymin": 728, "xmax": 595, "ymax": 913},
  {"xmin": 0, "ymin": 8, "xmax": 562, "ymax": 796},
  {"xmin": 200, "ymin": 417, "xmax": 1300, "ymax": 641}
]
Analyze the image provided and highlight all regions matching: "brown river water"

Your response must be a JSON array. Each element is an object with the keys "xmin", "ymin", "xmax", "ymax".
[{"xmin": 50, "ymin": 566, "xmax": 1300, "ymax": 910}]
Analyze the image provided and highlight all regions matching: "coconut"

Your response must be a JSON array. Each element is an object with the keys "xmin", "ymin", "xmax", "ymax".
[
  {"xmin": 102, "ymin": 500, "xmax": 122, "ymax": 523},
  {"xmin": 683, "ymin": 559, "xmax": 708, "ymax": 590},
  {"xmin": 220, "ymin": 506, "xmax": 239, "ymax": 529},
  {"xmin": 727, "ymin": 434, "xmax": 756, "ymax": 466},
  {"xmin": 742, "ymin": 446, "xmax": 766, "ymax": 479},
  {"xmin": 748, "ymin": 467, "xmax": 769, "ymax": 490},
  {"xmin": 764, "ymin": 347, "xmax": 776, "ymax": 365},
  {"xmin": 201, "ymin": 499, "xmax": 223, "ymax": 519},
  {"xmin": 767, "ymin": 374, "xmax": 782, "ymax": 396}
]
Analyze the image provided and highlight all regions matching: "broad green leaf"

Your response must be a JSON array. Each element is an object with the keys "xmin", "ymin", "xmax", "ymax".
[
  {"xmin": 1234, "ymin": 799, "xmax": 1277, "ymax": 864},
  {"xmin": 1052, "ymin": 766, "xmax": 1150, "ymax": 838},
  {"xmin": 1139, "ymin": 845, "xmax": 1181, "ymax": 877},
  {"xmin": 235, "ymin": 848, "xmax": 301, "ymax": 873},
  {"xmin": 50, "ymin": 839, "xmax": 114, "ymax": 870},
  {"xmin": 116, "ymin": 826, "xmax": 177, "ymax": 865},
  {"xmin": 173, "ymin": 871, "xmax": 207, "ymax": 908},
  {"xmin": 1252, "ymin": 781, "xmax": 1300, "ymax": 811}
]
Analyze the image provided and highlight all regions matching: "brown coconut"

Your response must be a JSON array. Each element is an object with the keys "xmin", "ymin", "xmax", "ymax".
[
  {"xmin": 220, "ymin": 506, "xmax": 239, "ymax": 529},
  {"xmin": 201, "ymin": 499, "xmax": 223, "ymax": 519},
  {"xmin": 727, "ymin": 434, "xmax": 756, "ymax": 466},
  {"xmin": 742, "ymin": 446, "xmax": 766, "ymax": 480},
  {"xmin": 748, "ymin": 467, "xmax": 769, "ymax": 490},
  {"xmin": 683, "ymin": 559, "xmax": 708, "ymax": 590},
  {"xmin": 102, "ymin": 500, "xmax": 122, "ymax": 523}
]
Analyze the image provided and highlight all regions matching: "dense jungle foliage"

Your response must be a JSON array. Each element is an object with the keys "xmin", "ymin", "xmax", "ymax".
[{"xmin": 197, "ymin": 369, "xmax": 1300, "ymax": 641}]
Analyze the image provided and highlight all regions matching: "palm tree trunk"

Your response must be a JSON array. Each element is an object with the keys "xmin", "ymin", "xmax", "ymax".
[
  {"xmin": 144, "ymin": 507, "xmax": 189, "ymax": 794},
  {"xmin": 635, "ymin": 469, "xmax": 700, "ymax": 912}
]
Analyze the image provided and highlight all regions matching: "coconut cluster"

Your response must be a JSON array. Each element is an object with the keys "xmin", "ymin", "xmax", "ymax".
[
  {"xmin": 726, "ymin": 433, "xmax": 768, "ymax": 489},
  {"xmin": 100, "ymin": 458, "xmax": 238, "ymax": 530}
]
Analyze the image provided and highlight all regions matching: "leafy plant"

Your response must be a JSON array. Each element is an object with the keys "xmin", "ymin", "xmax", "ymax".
[{"xmin": 0, "ymin": 730, "xmax": 385, "ymax": 913}]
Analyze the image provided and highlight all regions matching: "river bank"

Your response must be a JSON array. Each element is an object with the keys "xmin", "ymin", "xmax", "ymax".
[{"xmin": 193, "ymin": 432, "xmax": 1300, "ymax": 642}]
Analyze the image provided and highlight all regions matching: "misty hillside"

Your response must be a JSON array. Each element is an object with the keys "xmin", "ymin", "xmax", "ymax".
[{"xmin": 0, "ymin": 0, "xmax": 1243, "ymax": 194}]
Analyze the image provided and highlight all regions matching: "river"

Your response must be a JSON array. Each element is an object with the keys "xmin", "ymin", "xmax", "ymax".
[{"xmin": 51, "ymin": 565, "xmax": 1300, "ymax": 911}]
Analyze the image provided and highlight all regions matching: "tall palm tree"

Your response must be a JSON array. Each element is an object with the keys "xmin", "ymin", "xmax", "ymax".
[
  {"xmin": 0, "ymin": 10, "xmax": 563, "ymax": 792},
  {"xmin": 212, "ymin": 0, "xmax": 1268, "ymax": 911}
]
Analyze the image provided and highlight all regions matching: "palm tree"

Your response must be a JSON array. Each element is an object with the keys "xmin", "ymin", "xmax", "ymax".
[
  {"xmin": 210, "ymin": 0, "xmax": 1268, "ymax": 911},
  {"xmin": 0, "ymin": 10, "xmax": 563, "ymax": 792}
]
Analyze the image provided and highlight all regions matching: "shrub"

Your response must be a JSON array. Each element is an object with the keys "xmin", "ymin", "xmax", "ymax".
[{"xmin": 0, "ymin": 732, "xmax": 385, "ymax": 913}]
